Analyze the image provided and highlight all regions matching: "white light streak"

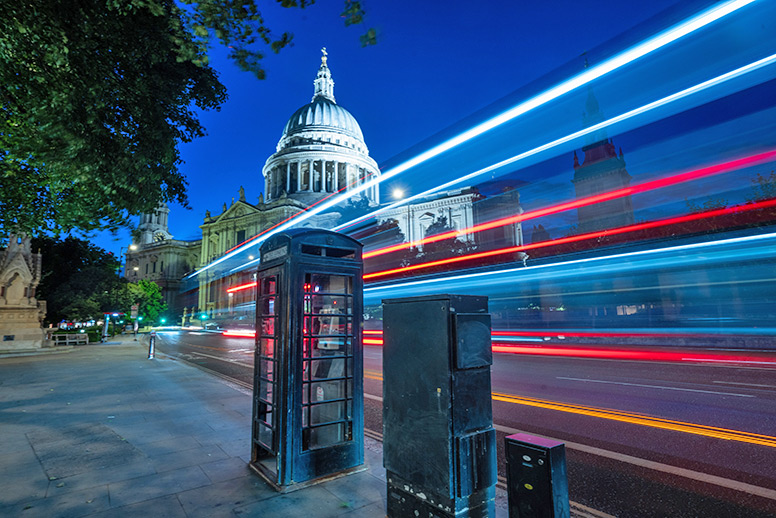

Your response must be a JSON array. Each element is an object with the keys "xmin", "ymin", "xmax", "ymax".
[
  {"xmin": 340, "ymin": 51, "xmax": 776, "ymax": 232},
  {"xmin": 190, "ymin": 0, "xmax": 758, "ymax": 279},
  {"xmin": 365, "ymin": 232, "xmax": 776, "ymax": 298}
]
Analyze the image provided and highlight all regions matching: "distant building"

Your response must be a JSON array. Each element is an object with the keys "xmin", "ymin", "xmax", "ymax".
[
  {"xmin": 124, "ymin": 203, "xmax": 200, "ymax": 317},
  {"xmin": 0, "ymin": 234, "xmax": 46, "ymax": 351},
  {"xmin": 572, "ymin": 88, "xmax": 635, "ymax": 233},
  {"xmin": 121, "ymin": 49, "xmax": 381, "ymax": 325},
  {"xmin": 378, "ymin": 186, "xmax": 526, "ymax": 261}
]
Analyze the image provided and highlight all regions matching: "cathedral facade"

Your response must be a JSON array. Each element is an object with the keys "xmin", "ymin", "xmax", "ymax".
[{"xmin": 128, "ymin": 50, "xmax": 381, "ymax": 325}]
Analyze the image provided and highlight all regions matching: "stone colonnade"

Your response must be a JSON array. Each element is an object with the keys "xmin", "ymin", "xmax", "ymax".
[{"xmin": 264, "ymin": 159, "xmax": 378, "ymax": 202}]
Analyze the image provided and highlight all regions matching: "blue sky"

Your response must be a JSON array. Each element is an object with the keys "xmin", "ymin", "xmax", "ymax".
[{"xmin": 91, "ymin": 0, "xmax": 686, "ymax": 257}]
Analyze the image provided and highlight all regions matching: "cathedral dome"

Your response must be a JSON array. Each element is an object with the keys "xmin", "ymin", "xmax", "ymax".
[
  {"xmin": 282, "ymin": 96, "xmax": 364, "ymax": 142},
  {"xmin": 263, "ymin": 48, "xmax": 380, "ymax": 207}
]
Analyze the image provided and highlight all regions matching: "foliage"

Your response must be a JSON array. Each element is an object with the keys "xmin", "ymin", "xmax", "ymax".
[
  {"xmin": 31, "ymin": 236, "xmax": 127, "ymax": 323},
  {"xmin": 420, "ymin": 216, "xmax": 471, "ymax": 260},
  {"xmin": 128, "ymin": 279, "xmax": 168, "ymax": 323},
  {"xmin": 686, "ymin": 196, "xmax": 728, "ymax": 214},
  {"xmin": 748, "ymin": 170, "xmax": 776, "ymax": 203},
  {"xmin": 31, "ymin": 236, "xmax": 166, "ymax": 324},
  {"xmin": 1, "ymin": 0, "xmax": 375, "ymax": 237}
]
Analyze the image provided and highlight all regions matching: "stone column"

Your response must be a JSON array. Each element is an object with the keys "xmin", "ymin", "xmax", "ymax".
[
  {"xmin": 334, "ymin": 162, "xmax": 339, "ymax": 192},
  {"xmin": 286, "ymin": 162, "xmax": 291, "ymax": 194}
]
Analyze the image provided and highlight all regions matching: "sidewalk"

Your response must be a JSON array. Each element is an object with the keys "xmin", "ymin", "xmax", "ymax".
[{"xmin": 0, "ymin": 337, "xmax": 512, "ymax": 518}]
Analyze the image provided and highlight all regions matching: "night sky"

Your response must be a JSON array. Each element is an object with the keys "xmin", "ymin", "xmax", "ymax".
[{"xmin": 91, "ymin": 0, "xmax": 684, "ymax": 257}]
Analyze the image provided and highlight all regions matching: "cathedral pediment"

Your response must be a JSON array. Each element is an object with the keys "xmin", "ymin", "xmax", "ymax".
[{"xmin": 214, "ymin": 201, "xmax": 260, "ymax": 223}]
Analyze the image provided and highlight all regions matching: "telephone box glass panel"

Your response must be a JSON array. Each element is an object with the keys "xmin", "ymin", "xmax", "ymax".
[
  {"xmin": 301, "ymin": 273, "xmax": 355, "ymax": 451},
  {"xmin": 255, "ymin": 274, "xmax": 279, "ymax": 470}
]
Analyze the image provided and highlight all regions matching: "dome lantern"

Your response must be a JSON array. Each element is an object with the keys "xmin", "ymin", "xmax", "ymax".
[{"xmin": 313, "ymin": 47, "xmax": 335, "ymax": 102}]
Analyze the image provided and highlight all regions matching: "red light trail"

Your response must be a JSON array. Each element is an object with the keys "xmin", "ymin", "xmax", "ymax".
[
  {"xmin": 226, "ymin": 281, "xmax": 257, "ymax": 293},
  {"xmin": 363, "ymin": 149, "xmax": 776, "ymax": 260},
  {"xmin": 363, "ymin": 196, "xmax": 776, "ymax": 280}
]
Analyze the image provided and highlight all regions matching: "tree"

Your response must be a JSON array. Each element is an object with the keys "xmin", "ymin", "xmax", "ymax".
[
  {"xmin": 420, "ymin": 216, "xmax": 471, "ymax": 261},
  {"xmin": 128, "ymin": 280, "xmax": 168, "ymax": 323},
  {"xmin": 748, "ymin": 170, "xmax": 776, "ymax": 203},
  {"xmin": 1, "ymin": 0, "xmax": 374, "ymax": 237},
  {"xmin": 31, "ymin": 236, "xmax": 128, "ymax": 323}
]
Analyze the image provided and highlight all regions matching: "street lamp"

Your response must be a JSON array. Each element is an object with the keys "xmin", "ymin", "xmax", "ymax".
[{"xmin": 119, "ymin": 244, "xmax": 138, "ymax": 277}]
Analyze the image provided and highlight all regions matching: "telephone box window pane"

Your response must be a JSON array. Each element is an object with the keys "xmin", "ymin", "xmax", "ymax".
[
  {"xmin": 257, "ymin": 422, "xmax": 274, "ymax": 450},
  {"xmin": 311, "ymin": 315, "xmax": 352, "ymax": 337},
  {"xmin": 310, "ymin": 337, "xmax": 350, "ymax": 355},
  {"xmin": 260, "ymin": 338, "xmax": 275, "ymax": 358},
  {"xmin": 307, "ymin": 274, "xmax": 352, "ymax": 295},
  {"xmin": 303, "ymin": 423, "xmax": 350, "ymax": 451},
  {"xmin": 260, "ymin": 380, "xmax": 274, "ymax": 404},
  {"xmin": 309, "ymin": 380, "xmax": 349, "ymax": 402},
  {"xmin": 260, "ymin": 359, "xmax": 274, "ymax": 378},
  {"xmin": 311, "ymin": 295, "xmax": 352, "ymax": 314},
  {"xmin": 310, "ymin": 401, "xmax": 346, "ymax": 425},
  {"xmin": 262, "ymin": 277, "xmax": 276, "ymax": 295},
  {"xmin": 261, "ymin": 317, "xmax": 275, "ymax": 337},
  {"xmin": 310, "ymin": 358, "xmax": 346, "ymax": 381},
  {"xmin": 261, "ymin": 297, "xmax": 276, "ymax": 315}
]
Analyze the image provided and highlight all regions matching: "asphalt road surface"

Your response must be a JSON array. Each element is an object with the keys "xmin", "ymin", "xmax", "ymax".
[{"xmin": 152, "ymin": 330, "xmax": 776, "ymax": 517}]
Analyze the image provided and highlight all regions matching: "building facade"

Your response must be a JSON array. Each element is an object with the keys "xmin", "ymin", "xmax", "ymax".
[
  {"xmin": 124, "ymin": 203, "xmax": 200, "ymax": 318},
  {"xmin": 572, "ymin": 88, "xmax": 635, "ymax": 233}
]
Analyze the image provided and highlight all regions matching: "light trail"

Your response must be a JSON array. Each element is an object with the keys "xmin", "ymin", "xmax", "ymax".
[
  {"xmin": 227, "ymin": 281, "xmax": 257, "ymax": 293},
  {"xmin": 363, "ymin": 367, "xmax": 776, "ymax": 447},
  {"xmin": 223, "ymin": 329, "xmax": 256, "ymax": 338},
  {"xmin": 363, "ymin": 196, "xmax": 776, "ymax": 280},
  {"xmin": 491, "ymin": 392, "xmax": 776, "ymax": 448},
  {"xmin": 363, "ymin": 149, "xmax": 776, "ymax": 260},
  {"xmin": 190, "ymin": 1, "xmax": 759, "ymax": 279},
  {"xmin": 338, "ymin": 47, "xmax": 776, "ymax": 234},
  {"xmin": 364, "ymin": 231, "xmax": 776, "ymax": 298}
]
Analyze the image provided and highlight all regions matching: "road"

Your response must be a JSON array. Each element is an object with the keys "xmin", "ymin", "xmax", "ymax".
[{"xmin": 152, "ymin": 329, "xmax": 776, "ymax": 517}]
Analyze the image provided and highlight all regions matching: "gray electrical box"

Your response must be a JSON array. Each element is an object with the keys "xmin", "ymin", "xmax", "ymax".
[
  {"xmin": 383, "ymin": 294, "xmax": 496, "ymax": 518},
  {"xmin": 505, "ymin": 433, "xmax": 569, "ymax": 518}
]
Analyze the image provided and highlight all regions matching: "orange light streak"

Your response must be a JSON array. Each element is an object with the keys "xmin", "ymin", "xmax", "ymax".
[
  {"xmin": 363, "ymin": 149, "xmax": 776, "ymax": 259},
  {"xmin": 492, "ymin": 392, "xmax": 776, "ymax": 448},
  {"xmin": 359, "ymin": 368, "xmax": 776, "ymax": 447}
]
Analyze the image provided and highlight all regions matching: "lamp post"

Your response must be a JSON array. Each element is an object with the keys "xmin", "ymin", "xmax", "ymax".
[{"xmin": 118, "ymin": 244, "xmax": 138, "ymax": 277}]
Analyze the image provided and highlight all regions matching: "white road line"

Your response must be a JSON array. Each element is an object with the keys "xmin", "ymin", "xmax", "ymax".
[
  {"xmin": 683, "ymin": 358, "xmax": 776, "ymax": 365},
  {"xmin": 181, "ymin": 350, "xmax": 253, "ymax": 368},
  {"xmin": 557, "ymin": 377, "xmax": 754, "ymax": 397},
  {"xmin": 714, "ymin": 380, "xmax": 776, "ymax": 389},
  {"xmin": 492, "ymin": 423, "xmax": 776, "ymax": 502}
]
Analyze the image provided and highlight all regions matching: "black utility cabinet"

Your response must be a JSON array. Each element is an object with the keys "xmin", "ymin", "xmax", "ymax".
[
  {"xmin": 383, "ymin": 294, "xmax": 496, "ymax": 517},
  {"xmin": 250, "ymin": 229, "xmax": 364, "ymax": 491}
]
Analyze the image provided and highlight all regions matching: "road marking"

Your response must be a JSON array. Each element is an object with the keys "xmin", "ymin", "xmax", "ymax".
[
  {"xmin": 714, "ymin": 380, "xmax": 776, "ymax": 389},
  {"xmin": 682, "ymin": 358, "xmax": 776, "ymax": 365},
  {"xmin": 178, "ymin": 350, "xmax": 253, "ymax": 369},
  {"xmin": 557, "ymin": 376, "xmax": 753, "ymax": 397},
  {"xmin": 492, "ymin": 423, "xmax": 776, "ymax": 502},
  {"xmin": 363, "ymin": 390, "xmax": 776, "ymax": 503},
  {"xmin": 492, "ymin": 392, "xmax": 776, "ymax": 447}
]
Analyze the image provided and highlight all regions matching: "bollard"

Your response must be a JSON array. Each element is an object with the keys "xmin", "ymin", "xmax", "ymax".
[
  {"xmin": 505, "ymin": 433, "xmax": 569, "ymax": 518},
  {"xmin": 147, "ymin": 331, "xmax": 156, "ymax": 359}
]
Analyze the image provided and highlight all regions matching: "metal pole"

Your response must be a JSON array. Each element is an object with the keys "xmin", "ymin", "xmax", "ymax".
[
  {"xmin": 148, "ymin": 331, "xmax": 156, "ymax": 359},
  {"xmin": 101, "ymin": 315, "xmax": 109, "ymax": 343}
]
